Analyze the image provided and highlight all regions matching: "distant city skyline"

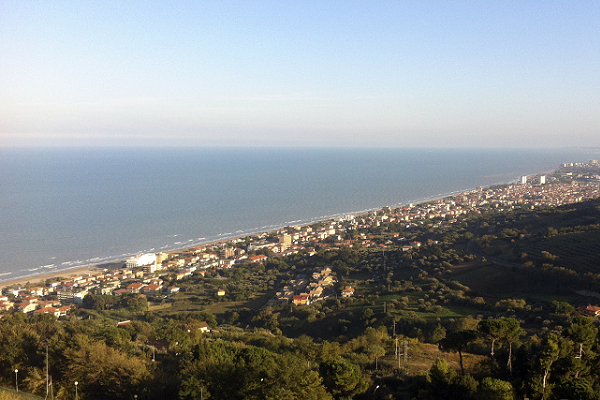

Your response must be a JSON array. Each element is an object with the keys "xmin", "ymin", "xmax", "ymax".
[{"xmin": 1, "ymin": 1, "xmax": 599, "ymax": 148}]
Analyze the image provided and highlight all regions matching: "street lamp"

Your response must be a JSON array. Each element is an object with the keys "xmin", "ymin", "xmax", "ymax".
[
  {"xmin": 74, "ymin": 381, "xmax": 78, "ymax": 400},
  {"xmin": 14, "ymin": 369, "xmax": 18, "ymax": 392},
  {"xmin": 373, "ymin": 385, "xmax": 380, "ymax": 399}
]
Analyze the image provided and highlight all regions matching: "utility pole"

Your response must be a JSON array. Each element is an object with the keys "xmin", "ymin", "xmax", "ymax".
[
  {"xmin": 397, "ymin": 340, "xmax": 409, "ymax": 372},
  {"xmin": 45, "ymin": 343, "xmax": 49, "ymax": 400},
  {"xmin": 404, "ymin": 340, "xmax": 409, "ymax": 372}
]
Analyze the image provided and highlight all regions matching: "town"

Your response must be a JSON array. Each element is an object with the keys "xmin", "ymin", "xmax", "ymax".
[{"xmin": 2, "ymin": 163, "xmax": 599, "ymax": 318}]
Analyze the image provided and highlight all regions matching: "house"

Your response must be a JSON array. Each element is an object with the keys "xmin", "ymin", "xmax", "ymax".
[
  {"xmin": 167, "ymin": 286, "xmax": 180, "ymax": 294},
  {"xmin": 27, "ymin": 287, "xmax": 46, "ymax": 296},
  {"xmin": 292, "ymin": 295, "xmax": 310, "ymax": 306},
  {"xmin": 33, "ymin": 307, "xmax": 61, "ymax": 317},
  {"xmin": 578, "ymin": 305, "xmax": 600, "ymax": 317},
  {"xmin": 319, "ymin": 276, "xmax": 336, "ymax": 286},
  {"xmin": 197, "ymin": 321, "xmax": 210, "ymax": 333},
  {"xmin": 37, "ymin": 300, "xmax": 60, "ymax": 308},
  {"xmin": 127, "ymin": 283, "xmax": 145, "ymax": 293},
  {"xmin": 217, "ymin": 288, "xmax": 226, "ymax": 296},
  {"xmin": 249, "ymin": 255, "xmax": 268, "ymax": 264},
  {"xmin": 341, "ymin": 287, "xmax": 355, "ymax": 297},
  {"xmin": 15, "ymin": 301, "xmax": 36, "ymax": 313},
  {"xmin": 309, "ymin": 286, "xmax": 323, "ymax": 298},
  {"xmin": 57, "ymin": 305, "xmax": 73, "ymax": 316},
  {"xmin": 143, "ymin": 284, "xmax": 162, "ymax": 296},
  {"xmin": 94, "ymin": 285, "xmax": 116, "ymax": 295}
]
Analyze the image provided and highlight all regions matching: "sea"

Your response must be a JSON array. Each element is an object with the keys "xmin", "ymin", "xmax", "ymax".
[{"xmin": 1, "ymin": 146, "xmax": 599, "ymax": 282}]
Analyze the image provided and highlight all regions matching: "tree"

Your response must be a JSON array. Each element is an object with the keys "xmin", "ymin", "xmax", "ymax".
[
  {"xmin": 439, "ymin": 330, "xmax": 478, "ymax": 375},
  {"xmin": 550, "ymin": 378, "xmax": 598, "ymax": 400},
  {"xmin": 424, "ymin": 358, "xmax": 457, "ymax": 400},
  {"xmin": 566, "ymin": 316, "xmax": 597, "ymax": 349},
  {"xmin": 478, "ymin": 319, "xmax": 505, "ymax": 368},
  {"xmin": 63, "ymin": 334, "xmax": 150, "ymax": 399},
  {"xmin": 478, "ymin": 377, "xmax": 514, "ymax": 400},
  {"xmin": 362, "ymin": 308, "xmax": 374, "ymax": 320},
  {"xmin": 502, "ymin": 318, "xmax": 523, "ymax": 375},
  {"xmin": 181, "ymin": 341, "xmax": 332, "ymax": 400},
  {"xmin": 565, "ymin": 316, "xmax": 597, "ymax": 378},
  {"xmin": 319, "ymin": 358, "xmax": 368, "ymax": 400},
  {"xmin": 367, "ymin": 344, "xmax": 386, "ymax": 370},
  {"xmin": 538, "ymin": 334, "xmax": 561, "ymax": 400}
]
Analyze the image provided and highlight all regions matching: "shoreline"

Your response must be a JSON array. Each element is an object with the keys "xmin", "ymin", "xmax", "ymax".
[
  {"xmin": 0, "ymin": 265, "xmax": 101, "ymax": 291},
  {"xmin": 0, "ymin": 176, "xmax": 535, "ymax": 290}
]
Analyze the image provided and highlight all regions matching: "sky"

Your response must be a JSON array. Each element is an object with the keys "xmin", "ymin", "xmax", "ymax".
[{"xmin": 1, "ymin": 1, "xmax": 599, "ymax": 148}]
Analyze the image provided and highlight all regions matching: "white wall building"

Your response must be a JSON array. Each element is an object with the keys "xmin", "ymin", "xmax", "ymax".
[{"xmin": 127, "ymin": 253, "xmax": 158, "ymax": 269}]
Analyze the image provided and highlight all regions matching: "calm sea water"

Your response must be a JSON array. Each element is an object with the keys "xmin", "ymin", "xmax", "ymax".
[{"xmin": 1, "ymin": 147, "xmax": 599, "ymax": 281}]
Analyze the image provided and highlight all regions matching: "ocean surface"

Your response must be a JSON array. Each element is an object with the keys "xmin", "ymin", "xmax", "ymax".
[{"xmin": 1, "ymin": 147, "xmax": 599, "ymax": 282}]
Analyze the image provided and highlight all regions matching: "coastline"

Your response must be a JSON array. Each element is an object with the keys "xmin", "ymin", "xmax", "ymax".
[
  {"xmin": 0, "ymin": 265, "xmax": 101, "ymax": 291},
  {"xmin": 0, "ymin": 184, "xmax": 485, "ymax": 290},
  {"xmin": 3, "ymin": 147, "xmax": 590, "ymax": 279},
  {"xmin": 0, "ymin": 161, "xmax": 570, "ymax": 291}
]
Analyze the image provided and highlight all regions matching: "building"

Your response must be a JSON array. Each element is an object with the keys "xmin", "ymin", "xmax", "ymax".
[
  {"xmin": 578, "ymin": 305, "xmax": 600, "ymax": 317},
  {"xmin": 279, "ymin": 234, "xmax": 292, "ymax": 249},
  {"xmin": 293, "ymin": 294, "xmax": 310, "ymax": 306},
  {"xmin": 127, "ymin": 253, "xmax": 158, "ymax": 269},
  {"xmin": 57, "ymin": 289, "xmax": 88, "ymax": 305},
  {"xmin": 249, "ymin": 255, "xmax": 268, "ymax": 264},
  {"xmin": 127, "ymin": 283, "xmax": 145, "ymax": 293},
  {"xmin": 143, "ymin": 284, "xmax": 162, "ymax": 296},
  {"xmin": 143, "ymin": 263, "xmax": 158, "ymax": 274}
]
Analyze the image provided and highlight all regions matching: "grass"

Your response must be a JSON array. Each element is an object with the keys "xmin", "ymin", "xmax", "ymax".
[
  {"xmin": 0, "ymin": 387, "xmax": 42, "ymax": 400},
  {"xmin": 377, "ymin": 343, "xmax": 486, "ymax": 375}
]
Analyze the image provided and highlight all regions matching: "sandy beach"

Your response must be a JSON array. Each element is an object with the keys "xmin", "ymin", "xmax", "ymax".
[{"xmin": 0, "ymin": 265, "xmax": 110, "ymax": 291}]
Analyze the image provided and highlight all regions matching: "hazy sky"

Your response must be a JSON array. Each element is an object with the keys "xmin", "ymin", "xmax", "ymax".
[{"xmin": 1, "ymin": 1, "xmax": 599, "ymax": 148}]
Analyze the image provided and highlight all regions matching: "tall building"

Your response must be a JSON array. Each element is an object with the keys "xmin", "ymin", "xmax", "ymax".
[
  {"xmin": 279, "ymin": 234, "xmax": 292, "ymax": 249},
  {"xmin": 539, "ymin": 175, "xmax": 546, "ymax": 184},
  {"xmin": 521, "ymin": 176, "xmax": 528, "ymax": 184}
]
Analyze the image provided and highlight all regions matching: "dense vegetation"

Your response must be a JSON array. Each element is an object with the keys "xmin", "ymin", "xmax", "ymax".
[{"xmin": 2, "ymin": 199, "xmax": 600, "ymax": 399}]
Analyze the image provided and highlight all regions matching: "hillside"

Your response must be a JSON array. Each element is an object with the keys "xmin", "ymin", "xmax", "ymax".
[{"xmin": 2, "ymin": 195, "xmax": 600, "ymax": 399}]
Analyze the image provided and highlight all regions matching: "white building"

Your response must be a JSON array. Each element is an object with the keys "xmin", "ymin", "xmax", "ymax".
[{"xmin": 127, "ymin": 253, "xmax": 157, "ymax": 269}]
